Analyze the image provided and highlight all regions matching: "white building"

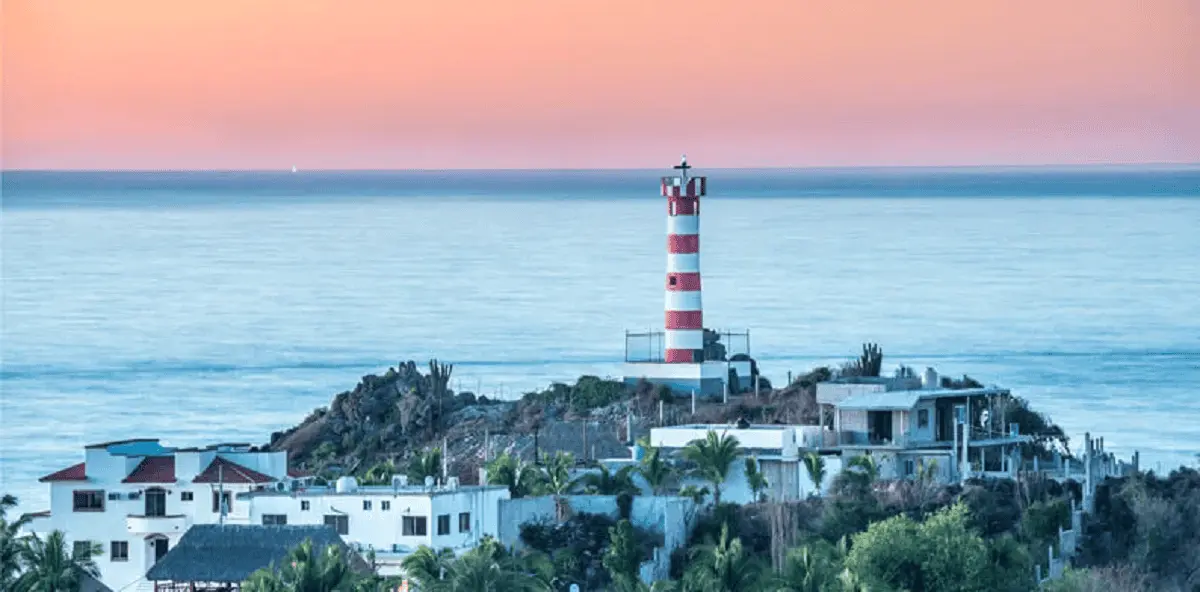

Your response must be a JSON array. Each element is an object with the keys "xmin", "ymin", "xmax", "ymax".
[
  {"xmin": 27, "ymin": 439, "xmax": 509, "ymax": 589},
  {"xmin": 28, "ymin": 440, "xmax": 306, "ymax": 592},
  {"xmin": 648, "ymin": 424, "xmax": 842, "ymax": 503},
  {"xmin": 242, "ymin": 477, "xmax": 510, "ymax": 576}
]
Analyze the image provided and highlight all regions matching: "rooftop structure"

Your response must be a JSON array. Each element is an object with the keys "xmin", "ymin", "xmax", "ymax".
[{"xmin": 146, "ymin": 524, "xmax": 371, "ymax": 592}]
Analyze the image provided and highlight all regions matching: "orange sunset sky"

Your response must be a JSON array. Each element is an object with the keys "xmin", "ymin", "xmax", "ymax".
[{"xmin": 4, "ymin": 0, "xmax": 1198, "ymax": 170}]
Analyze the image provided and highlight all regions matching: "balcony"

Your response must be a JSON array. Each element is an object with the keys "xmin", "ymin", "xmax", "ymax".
[{"xmin": 126, "ymin": 514, "xmax": 188, "ymax": 534}]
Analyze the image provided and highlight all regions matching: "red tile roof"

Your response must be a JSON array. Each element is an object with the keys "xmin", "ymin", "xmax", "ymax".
[
  {"xmin": 288, "ymin": 467, "xmax": 312, "ymax": 478},
  {"xmin": 192, "ymin": 457, "xmax": 275, "ymax": 484},
  {"xmin": 39, "ymin": 462, "xmax": 87, "ymax": 482},
  {"xmin": 123, "ymin": 456, "xmax": 177, "ymax": 483}
]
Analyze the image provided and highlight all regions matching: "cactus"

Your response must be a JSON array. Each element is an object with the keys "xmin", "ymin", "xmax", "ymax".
[{"xmin": 859, "ymin": 343, "xmax": 883, "ymax": 377}]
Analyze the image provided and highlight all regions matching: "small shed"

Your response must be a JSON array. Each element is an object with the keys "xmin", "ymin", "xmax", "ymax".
[{"xmin": 146, "ymin": 524, "xmax": 371, "ymax": 592}]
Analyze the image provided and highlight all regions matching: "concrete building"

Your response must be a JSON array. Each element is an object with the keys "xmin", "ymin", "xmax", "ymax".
[
  {"xmin": 648, "ymin": 423, "xmax": 842, "ymax": 503},
  {"xmin": 240, "ymin": 476, "xmax": 510, "ymax": 576},
  {"xmin": 29, "ymin": 440, "xmax": 307, "ymax": 592},
  {"xmin": 623, "ymin": 157, "xmax": 751, "ymax": 397},
  {"xmin": 817, "ymin": 367, "xmax": 1031, "ymax": 482}
]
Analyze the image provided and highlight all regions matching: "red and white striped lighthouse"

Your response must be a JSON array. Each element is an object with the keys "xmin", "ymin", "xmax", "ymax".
[{"xmin": 663, "ymin": 155, "xmax": 707, "ymax": 363}]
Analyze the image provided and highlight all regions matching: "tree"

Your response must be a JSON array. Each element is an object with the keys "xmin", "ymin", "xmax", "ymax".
[
  {"xmin": 844, "ymin": 454, "xmax": 879, "ymax": 483},
  {"xmin": 679, "ymin": 485, "xmax": 710, "ymax": 505},
  {"xmin": 408, "ymin": 448, "xmax": 444, "ymax": 484},
  {"xmin": 535, "ymin": 451, "xmax": 578, "ymax": 521},
  {"xmin": 579, "ymin": 465, "xmax": 639, "ymax": 497},
  {"xmin": 486, "ymin": 453, "xmax": 540, "ymax": 499},
  {"xmin": 361, "ymin": 460, "xmax": 399, "ymax": 486},
  {"xmin": 682, "ymin": 431, "xmax": 741, "ymax": 505},
  {"xmin": 773, "ymin": 538, "xmax": 849, "ymax": 592},
  {"xmin": 400, "ymin": 546, "xmax": 455, "ymax": 590},
  {"xmin": 433, "ymin": 537, "xmax": 543, "ymax": 591},
  {"xmin": 1, "ymin": 494, "xmax": 31, "ymax": 591},
  {"xmin": 744, "ymin": 458, "xmax": 769, "ymax": 503},
  {"xmin": 13, "ymin": 530, "xmax": 102, "ymax": 592},
  {"xmin": 681, "ymin": 524, "xmax": 764, "ymax": 592},
  {"xmin": 603, "ymin": 520, "xmax": 643, "ymax": 587},
  {"xmin": 637, "ymin": 442, "xmax": 674, "ymax": 496},
  {"xmin": 845, "ymin": 503, "xmax": 991, "ymax": 592},
  {"xmin": 802, "ymin": 452, "xmax": 827, "ymax": 497},
  {"xmin": 243, "ymin": 539, "xmax": 359, "ymax": 592}
]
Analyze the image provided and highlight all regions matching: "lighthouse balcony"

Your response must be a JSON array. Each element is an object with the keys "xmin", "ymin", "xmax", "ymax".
[{"xmin": 622, "ymin": 329, "xmax": 752, "ymax": 398}]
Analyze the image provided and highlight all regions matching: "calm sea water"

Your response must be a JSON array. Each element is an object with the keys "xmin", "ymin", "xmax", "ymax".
[{"xmin": 3, "ymin": 167, "xmax": 1200, "ymax": 512}]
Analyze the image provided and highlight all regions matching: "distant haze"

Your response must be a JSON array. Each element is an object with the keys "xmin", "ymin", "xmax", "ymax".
[{"xmin": 5, "ymin": 0, "xmax": 1198, "ymax": 170}]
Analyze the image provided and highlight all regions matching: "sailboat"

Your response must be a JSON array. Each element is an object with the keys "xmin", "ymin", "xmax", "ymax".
[{"xmin": 291, "ymin": 165, "xmax": 298, "ymax": 174}]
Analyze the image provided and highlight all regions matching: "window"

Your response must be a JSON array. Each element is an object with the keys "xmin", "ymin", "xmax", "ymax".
[
  {"xmin": 180, "ymin": 491, "xmax": 194, "ymax": 502},
  {"xmin": 144, "ymin": 488, "xmax": 167, "ymax": 518},
  {"xmin": 402, "ymin": 516, "xmax": 427, "ymax": 536},
  {"xmin": 107, "ymin": 492, "xmax": 121, "ymax": 501},
  {"xmin": 362, "ymin": 500, "xmax": 372, "ymax": 511},
  {"xmin": 437, "ymin": 514, "xmax": 450, "ymax": 535},
  {"xmin": 381, "ymin": 500, "xmax": 391, "ymax": 511},
  {"xmin": 917, "ymin": 409, "xmax": 929, "ymax": 429},
  {"xmin": 458, "ymin": 512, "xmax": 471, "ymax": 533},
  {"xmin": 904, "ymin": 460, "xmax": 916, "ymax": 477},
  {"xmin": 212, "ymin": 491, "xmax": 232, "ymax": 514},
  {"xmin": 73, "ymin": 541, "xmax": 94, "ymax": 556},
  {"xmin": 110, "ymin": 541, "xmax": 129, "ymax": 562},
  {"xmin": 668, "ymin": 276, "xmax": 677, "ymax": 286},
  {"xmin": 301, "ymin": 500, "xmax": 311, "ymax": 511},
  {"xmin": 72, "ymin": 491, "xmax": 105, "ymax": 512},
  {"xmin": 262, "ymin": 514, "xmax": 288, "ymax": 525},
  {"xmin": 323, "ymin": 515, "xmax": 349, "ymax": 536}
]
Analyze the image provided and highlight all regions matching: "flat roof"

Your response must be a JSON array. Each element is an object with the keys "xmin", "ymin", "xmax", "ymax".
[
  {"xmin": 240, "ymin": 484, "xmax": 507, "ymax": 499},
  {"xmin": 836, "ymin": 386, "xmax": 1008, "ymax": 411},
  {"xmin": 657, "ymin": 423, "xmax": 806, "ymax": 431}
]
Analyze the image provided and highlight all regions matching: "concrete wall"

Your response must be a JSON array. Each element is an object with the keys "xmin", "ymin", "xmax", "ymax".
[
  {"xmin": 910, "ymin": 400, "xmax": 937, "ymax": 442},
  {"xmin": 650, "ymin": 425, "xmax": 802, "ymax": 453},
  {"xmin": 816, "ymin": 383, "xmax": 886, "ymax": 406}
]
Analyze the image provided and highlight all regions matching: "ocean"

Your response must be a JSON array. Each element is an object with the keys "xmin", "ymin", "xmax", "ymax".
[{"xmin": 3, "ymin": 166, "xmax": 1199, "ymax": 512}]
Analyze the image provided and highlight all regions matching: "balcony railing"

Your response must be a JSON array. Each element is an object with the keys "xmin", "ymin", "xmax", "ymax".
[{"xmin": 126, "ymin": 514, "xmax": 188, "ymax": 534}]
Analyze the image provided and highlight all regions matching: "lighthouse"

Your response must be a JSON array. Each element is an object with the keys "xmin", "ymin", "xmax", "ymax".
[
  {"xmin": 664, "ymin": 155, "xmax": 706, "ymax": 363},
  {"xmin": 623, "ymin": 157, "xmax": 751, "ymax": 398}
]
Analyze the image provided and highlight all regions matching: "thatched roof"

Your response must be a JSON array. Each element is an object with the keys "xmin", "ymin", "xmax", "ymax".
[
  {"xmin": 81, "ymin": 573, "xmax": 114, "ymax": 592},
  {"xmin": 146, "ymin": 525, "xmax": 371, "ymax": 583}
]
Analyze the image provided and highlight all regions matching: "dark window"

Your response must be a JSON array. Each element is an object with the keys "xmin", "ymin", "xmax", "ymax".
[
  {"xmin": 73, "ymin": 541, "xmax": 93, "ymax": 556},
  {"xmin": 668, "ymin": 276, "xmax": 677, "ymax": 286},
  {"xmin": 362, "ymin": 500, "xmax": 372, "ymax": 511},
  {"xmin": 437, "ymin": 514, "xmax": 450, "ymax": 535},
  {"xmin": 917, "ymin": 409, "xmax": 929, "ymax": 429},
  {"xmin": 402, "ymin": 516, "xmax": 427, "ymax": 536},
  {"xmin": 145, "ymin": 488, "xmax": 167, "ymax": 517},
  {"xmin": 107, "ymin": 493, "xmax": 121, "ymax": 501},
  {"xmin": 72, "ymin": 491, "xmax": 105, "ymax": 512},
  {"xmin": 180, "ymin": 491, "xmax": 194, "ymax": 502},
  {"xmin": 110, "ymin": 541, "xmax": 129, "ymax": 561},
  {"xmin": 323, "ymin": 514, "xmax": 349, "ymax": 535},
  {"xmin": 301, "ymin": 500, "xmax": 311, "ymax": 511},
  {"xmin": 381, "ymin": 500, "xmax": 391, "ymax": 511},
  {"xmin": 211, "ymin": 491, "xmax": 232, "ymax": 513},
  {"xmin": 262, "ymin": 514, "xmax": 288, "ymax": 525},
  {"xmin": 458, "ymin": 512, "xmax": 471, "ymax": 533}
]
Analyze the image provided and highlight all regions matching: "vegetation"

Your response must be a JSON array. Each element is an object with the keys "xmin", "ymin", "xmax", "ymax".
[
  {"xmin": 1, "ymin": 496, "xmax": 107, "ymax": 592},
  {"xmin": 681, "ymin": 431, "xmax": 740, "ymax": 505}
]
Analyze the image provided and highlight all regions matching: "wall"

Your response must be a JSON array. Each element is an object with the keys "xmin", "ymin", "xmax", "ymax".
[
  {"xmin": 650, "ymin": 425, "xmax": 797, "ymax": 452},
  {"xmin": 815, "ymin": 383, "xmax": 886, "ymax": 406},
  {"xmin": 838, "ymin": 409, "xmax": 869, "ymax": 436},
  {"xmin": 909, "ymin": 400, "xmax": 937, "ymax": 443}
]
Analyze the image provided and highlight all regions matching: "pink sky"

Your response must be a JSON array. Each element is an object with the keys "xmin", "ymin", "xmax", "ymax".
[{"xmin": 4, "ymin": 0, "xmax": 1198, "ymax": 169}]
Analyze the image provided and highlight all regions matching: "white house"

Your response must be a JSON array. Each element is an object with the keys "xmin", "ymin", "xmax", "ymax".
[
  {"xmin": 241, "ymin": 476, "xmax": 510, "ymax": 576},
  {"xmin": 648, "ymin": 424, "xmax": 842, "ymax": 503},
  {"xmin": 28, "ymin": 440, "xmax": 307, "ymax": 592},
  {"xmin": 27, "ymin": 439, "xmax": 512, "ymax": 589}
]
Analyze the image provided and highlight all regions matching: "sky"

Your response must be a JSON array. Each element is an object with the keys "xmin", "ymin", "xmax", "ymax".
[{"xmin": 3, "ymin": 0, "xmax": 1198, "ymax": 170}]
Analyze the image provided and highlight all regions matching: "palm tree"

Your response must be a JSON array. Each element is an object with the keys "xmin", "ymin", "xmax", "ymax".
[
  {"xmin": 802, "ymin": 452, "xmax": 827, "ymax": 497},
  {"xmin": 578, "ymin": 465, "xmax": 638, "ymax": 496},
  {"xmin": 682, "ymin": 431, "xmax": 740, "ymax": 505},
  {"xmin": 408, "ymin": 448, "xmax": 444, "ymax": 484},
  {"xmin": 679, "ymin": 485, "xmax": 710, "ymax": 505},
  {"xmin": 681, "ymin": 524, "xmax": 764, "ymax": 592},
  {"xmin": 535, "ymin": 452, "xmax": 577, "ymax": 521},
  {"xmin": 773, "ymin": 540, "xmax": 846, "ymax": 592},
  {"xmin": 2, "ymin": 494, "xmax": 32, "ymax": 591},
  {"xmin": 434, "ymin": 538, "xmax": 543, "ymax": 591},
  {"xmin": 744, "ymin": 457, "xmax": 769, "ymax": 502},
  {"xmin": 243, "ymin": 538, "xmax": 357, "ymax": 592},
  {"xmin": 13, "ymin": 530, "xmax": 101, "ymax": 592},
  {"xmin": 361, "ymin": 460, "xmax": 399, "ymax": 486},
  {"xmin": 845, "ymin": 454, "xmax": 879, "ymax": 483},
  {"xmin": 400, "ymin": 546, "xmax": 455, "ymax": 589},
  {"xmin": 637, "ymin": 444, "xmax": 674, "ymax": 496},
  {"xmin": 486, "ymin": 453, "xmax": 541, "ymax": 499}
]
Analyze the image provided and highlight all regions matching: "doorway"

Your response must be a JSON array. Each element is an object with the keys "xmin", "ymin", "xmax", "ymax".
[{"xmin": 146, "ymin": 535, "xmax": 169, "ymax": 564}]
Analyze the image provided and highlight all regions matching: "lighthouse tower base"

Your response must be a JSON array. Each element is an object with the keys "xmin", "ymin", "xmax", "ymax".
[{"xmin": 623, "ymin": 360, "xmax": 752, "ymax": 399}]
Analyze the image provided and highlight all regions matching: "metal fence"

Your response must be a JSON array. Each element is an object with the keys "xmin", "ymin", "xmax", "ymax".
[{"xmin": 623, "ymin": 329, "xmax": 751, "ymax": 363}]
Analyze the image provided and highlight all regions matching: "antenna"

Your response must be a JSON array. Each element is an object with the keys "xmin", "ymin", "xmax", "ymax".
[{"xmin": 673, "ymin": 154, "xmax": 691, "ymax": 180}]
